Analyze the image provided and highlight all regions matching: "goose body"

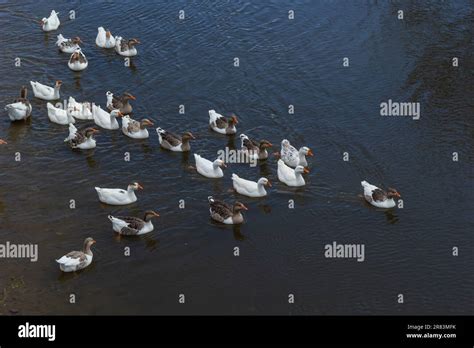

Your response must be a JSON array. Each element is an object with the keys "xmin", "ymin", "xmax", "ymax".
[
  {"xmin": 208, "ymin": 109, "xmax": 238, "ymax": 135},
  {"xmin": 240, "ymin": 134, "xmax": 272, "ymax": 160},
  {"xmin": 95, "ymin": 182, "xmax": 143, "ymax": 205},
  {"xmin": 5, "ymin": 87, "xmax": 32, "ymax": 121},
  {"xmin": 56, "ymin": 34, "xmax": 81, "ymax": 53},
  {"xmin": 41, "ymin": 10, "xmax": 60, "ymax": 32},
  {"xmin": 92, "ymin": 104, "xmax": 122, "ymax": 130},
  {"xmin": 208, "ymin": 196, "xmax": 247, "ymax": 225},
  {"xmin": 277, "ymin": 159, "xmax": 307, "ymax": 187},
  {"xmin": 280, "ymin": 139, "xmax": 313, "ymax": 168},
  {"xmin": 108, "ymin": 211, "xmax": 159, "ymax": 236},
  {"xmin": 194, "ymin": 154, "xmax": 225, "ymax": 178},
  {"xmin": 30, "ymin": 80, "xmax": 61, "ymax": 100},
  {"xmin": 96, "ymin": 27, "xmax": 116, "ymax": 48},
  {"xmin": 68, "ymin": 48, "xmax": 88, "ymax": 71},
  {"xmin": 64, "ymin": 124, "xmax": 98, "ymax": 150},
  {"xmin": 156, "ymin": 127, "xmax": 195, "ymax": 152},
  {"xmin": 67, "ymin": 97, "xmax": 93, "ymax": 120},
  {"xmin": 121, "ymin": 116, "xmax": 153, "ymax": 139},
  {"xmin": 115, "ymin": 36, "xmax": 139, "ymax": 57},
  {"xmin": 56, "ymin": 238, "xmax": 95, "ymax": 273},
  {"xmin": 361, "ymin": 180, "xmax": 401, "ymax": 209},
  {"xmin": 47, "ymin": 102, "xmax": 75, "ymax": 125},
  {"xmin": 232, "ymin": 173, "xmax": 270, "ymax": 198}
]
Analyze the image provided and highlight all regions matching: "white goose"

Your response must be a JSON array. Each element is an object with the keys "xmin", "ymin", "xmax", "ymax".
[
  {"xmin": 115, "ymin": 37, "xmax": 140, "ymax": 57},
  {"xmin": 30, "ymin": 80, "xmax": 61, "ymax": 100},
  {"xmin": 5, "ymin": 86, "xmax": 32, "ymax": 121},
  {"xmin": 67, "ymin": 97, "xmax": 93, "ymax": 120},
  {"xmin": 92, "ymin": 104, "xmax": 123, "ymax": 130},
  {"xmin": 47, "ymin": 102, "xmax": 75, "ymax": 125},
  {"xmin": 95, "ymin": 182, "xmax": 143, "ymax": 205},
  {"xmin": 108, "ymin": 211, "xmax": 160, "ymax": 236},
  {"xmin": 95, "ymin": 27, "xmax": 116, "ymax": 48},
  {"xmin": 232, "ymin": 174, "xmax": 271, "ymax": 198},
  {"xmin": 56, "ymin": 34, "xmax": 82, "ymax": 53},
  {"xmin": 40, "ymin": 10, "xmax": 60, "ymax": 32},
  {"xmin": 68, "ymin": 48, "xmax": 88, "ymax": 71},
  {"xmin": 56, "ymin": 238, "xmax": 95, "ymax": 273},
  {"xmin": 194, "ymin": 154, "xmax": 226, "ymax": 178},
  {"xmin": 121, "ymin": 116, "xmax": 153, "ymax": 139},
  {"xmin": 277, "ymin": 159, "xmax": 308, "ymax": 187},
  {"xmin": 361, "ymin": 181, "xmax": 401, "ymax": 209},
  {"xmin": 280, "ymin": 139, "xmax": 313, "ymax": 168}
]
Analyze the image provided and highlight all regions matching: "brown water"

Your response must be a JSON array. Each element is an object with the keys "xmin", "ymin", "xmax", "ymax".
[{"xmin": 0, "ymin": 0, "xmax": 473, "ymax": 315}]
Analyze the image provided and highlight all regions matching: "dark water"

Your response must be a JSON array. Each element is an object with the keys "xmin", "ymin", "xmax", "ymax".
[{"xmin": 0, "ymin": 0, "xmax": 472, "ymax": 315}]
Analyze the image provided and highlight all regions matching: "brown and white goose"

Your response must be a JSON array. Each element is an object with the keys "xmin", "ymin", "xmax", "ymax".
[
  {"xmin": 5, "ymin": 86, "xmax": 32, "ymax": 121},
  {"xmin": 115, "ymin": 37, "xmax": 140, "ymax": 57},
  {"xmin": 122, "ymin": 116, "xmax": 153, "ymax": 139},
  {"xmin": 361, "ymin": 181, "xmax": 401, "ymax": 209},
  {"xmin": 240, "ymin": 134, "xmax": 272, "ymax": 160},
  {"xmin": 156, "ymin": 127, "xmax": 195, "ymax": 152},
  {"xmin": 208, "ymin": 110, "xmax": 238, "ymax": 135},
  {"xmin": 107, "ymin": 92, "xmax": 136, "ymax": 114},
  {"xmin": 56, "ymin": 237, "xmax": 96, "ymax": 272},
  {"xmin": 64, "ymin": 124, "xmax": 99, "ymax": 150},
  {"xmin": 208, "ymin": 196, "xmax": 248, "ymax": 225},
  {"xmin": 108, "ymin": 210, "xmax": 160, "ymax": 236}
]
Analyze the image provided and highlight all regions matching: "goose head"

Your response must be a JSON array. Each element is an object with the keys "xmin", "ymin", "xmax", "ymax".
[
  {"xmin": 387, "ymin": 188, "xmax": 401, "ymax": 199},
  {"xmin": 128, "ymin": 38, "xmax": 140, "ymax": 46},
  {"xmin": 212, "ymin": 159, "xmax": 227, "ymax": 169},
  {"xmin": 54, "ymin": 80, "xmax": 62, "ymax": 89},
  {"xmin": 110, "ymin": 110, "xmax": 124, "ymax": 118},
  {"xmin": 40, "ymin": 17, "xmax": 48, "ymax": 26},
  {"xmin": 140, "ymin": 119, "xmax": 154, "ymax": 129},
  {"xmin": 281, "ymin": 139, "xmax": 290, "ymax": 148},
  {"xmin": 257, "ymin": 177, "xmax": 272, "ymax": 187},
  {"xmin": 128, "ymin": 182, "xmax": 143, "ymax": 191},
  {"xmin": 233, "ymin": 201, "xmax": 248, "ymax": 213},
  {"xmin": 123, "ymin": 93, "xmax": 136, "ymax": 101},
  {"xmin": 300, "ymin": 146, "xmax": 313, "ymax": 157},
  {"xmin": 229, "ymin": 114, "xmax": 238, "ymax": 125},
  {"xmin": 295, "ymin": 165, "xmax": 309, "ymax": 175},
  {"xmin": 259, "ymin": 140, "xmax": 273, "ymax": 149},
  {"xmin": 84, "ymin": 128, "xmax": 99, "ymax": 138},
  {"xmin": 72, "ymin": 37, "xmax": 82, "ymax": 44},
  {"xmin": 106, "ymin": 30, "xmax": 112, "ymax": 39},
  {"xmin": 182, "ymin": 132, "xmax": 196, "ymax": 141},
  {"xmin": 143, "ymin": 210, "xmax": 160, "ymax": 222},
  {"xmin": 83, "ymin": 237, "xmax": 96, "ymax": 253}
]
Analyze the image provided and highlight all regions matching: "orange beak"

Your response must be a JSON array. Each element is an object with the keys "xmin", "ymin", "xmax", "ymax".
[
  {"xmin": 307, "ymin": 149, "xmax": 314, "ymax": 157},
  {"xmin": 0, "ymin": 139, "xmax": 7, "ymax": 145},
  {"xmin": 221, "ymin": 163, "xmax": 227, "ymax": 168},
  {"xmin": 241, "ymin": 204, "xmax": 248, "ymax": 211},
  {"xmin": 92, "ymin": 128, "xmax": 100, "ymax": 134},
  {"xmin": 118, "ymin": 111, "xmax": 124, "ymax": 117},
  {"xmin": 303, "ymin": 167, "xmax": 310, "ymax": 174},
  {"xmin": 137, "ymin": 183, "xmax": 144, "ymax": 190},
  {"xmin": 153, "ymin": 212, "xmax": 160, "ymax": 217},
  {"xmin": 267, "ymin": 180, "xmax": 272, "ymax": 187},
  {"xmin": 128, "ymin": 94, "xmax": 136, "ymax": 100}
]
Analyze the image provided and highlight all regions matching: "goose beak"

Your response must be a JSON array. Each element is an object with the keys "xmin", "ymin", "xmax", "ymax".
[
  {"xmin": 0, "ymin": 139, "xmax": 7, "ymax": 145},
  {"xmin": 92, "ymin": 128, "xmax": 100, "ymax": 134},
  {"xmin": 137, "ymin": 183, "xmax": 144, "ymax": 190},
  {"xmin": 267, "ymin": 180, "xmax": 272, "ymax": 187},
  {"xmin": 221, "ymin": 163, "xmax": 227, "ymax": 168},
  {"xmin": 153, "ymin": 212, "xmax": 160, "ymax": 217},
  {"xmin": 241, "ymin": 204, "xmax": 248, "ymax": 211},
  {"xmin": 303, "ymin": 167, "xmax": 310, "ymax": 174},
  {"xmin": 91, "ymin": 239, "xmax": 96, "ymax": 244},
  {"xmin": 307, "ymin": 149, "xmax": 314, "ymax": 156},
  {"xmin": 128, "ymin": 94, "xmax": 136, "ymax": 100},
  {"xmin": 118, "ymin": 111, "xmax": 124, "ymax": 117}
]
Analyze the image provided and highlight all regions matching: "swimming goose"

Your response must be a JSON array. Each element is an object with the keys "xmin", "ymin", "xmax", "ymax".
[
  {"xmin": 156, "ymin": 127, "xmax": 195, "ymax": 152},
  {"xmin": 95, "ymin": 182, "xmax": 143, "ymax": 205},
  {"xmin": 47, "ymin": 102, "xmax": 75, "ymax": 125},
  {"xmin": 108, "ymin": 210, "xmax": 160, "ymax": 236},
  {"xmin": 194, "ymin": 154, "xmax": 226, "ymax": 178},
  {"xmin": 5, "ymin": 86, "xmax": 32, "ymax": 121},
  {"xmin": 40, "ymin": 10, "xmax": 60, "ymax": 32},
  {"xmin": 208, "ymin": 196, "xmax": 248, "ymax": 225},
  {"xmin": 121, "ymin": 116, "xmax": 153, "ymax": 139},
  {"xmin": 115, "ymin": 37, "xmax": 140, "ymax": 57},
  {"xmin": 68, "ymin": 48, "xmax": 88, "ymax": 71},
  {"xmin": 208, "ymin": 110, "xmax": 238, "ymax": 135},
  {"xmin": 56, "ymin": 35, "xmax": 82, "ymax": 53},
  {"xmin": 277, "ymin": 159, "xmax": 308, "ymax": 187},
  {"xmin": 67, "ymin": 97, "xmax": 93, "ymax": 120},
  {"xmin": 30, "ymin": 80, "xmax": 61, "ymax": 100},
  {"xmin": 240, "ymin": 134, "xmax": 272, "ymax": 160},
  {"xmin": 232, "ymin": 174, "xmax": 271, "ymax": 198},
  {"xmin": 361, "ymin": 181, "xmax": 401, "ymax": 209},
  {"xmin": 280, "ymin": 139, "xmax": 313, "ymax": 168},
  {"xmin": 56, "ymin": 237, "xmax": 96, "ymax": 273},
  {"xmin": 107, "ymin": 92, "xmax": 135, "ymax": 114},
  {"xmin": 64, "ymin": 124, "xmax": 99, "ymax": 149},
  {"xmin": 0, "ymin": 139, "xmax": 7, "ymax": 145},
  {"xmin": 92, "ymin": 104, "xmax": 123, "ymax": 130},
  {"xmin": 95, "ymin": 27, "xmax": 116, "ymax": 48}
]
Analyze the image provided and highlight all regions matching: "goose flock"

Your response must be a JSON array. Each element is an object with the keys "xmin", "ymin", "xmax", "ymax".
[{"xmin": 2, "ymin": 10, "xmax": 402, "ymax": 273}]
